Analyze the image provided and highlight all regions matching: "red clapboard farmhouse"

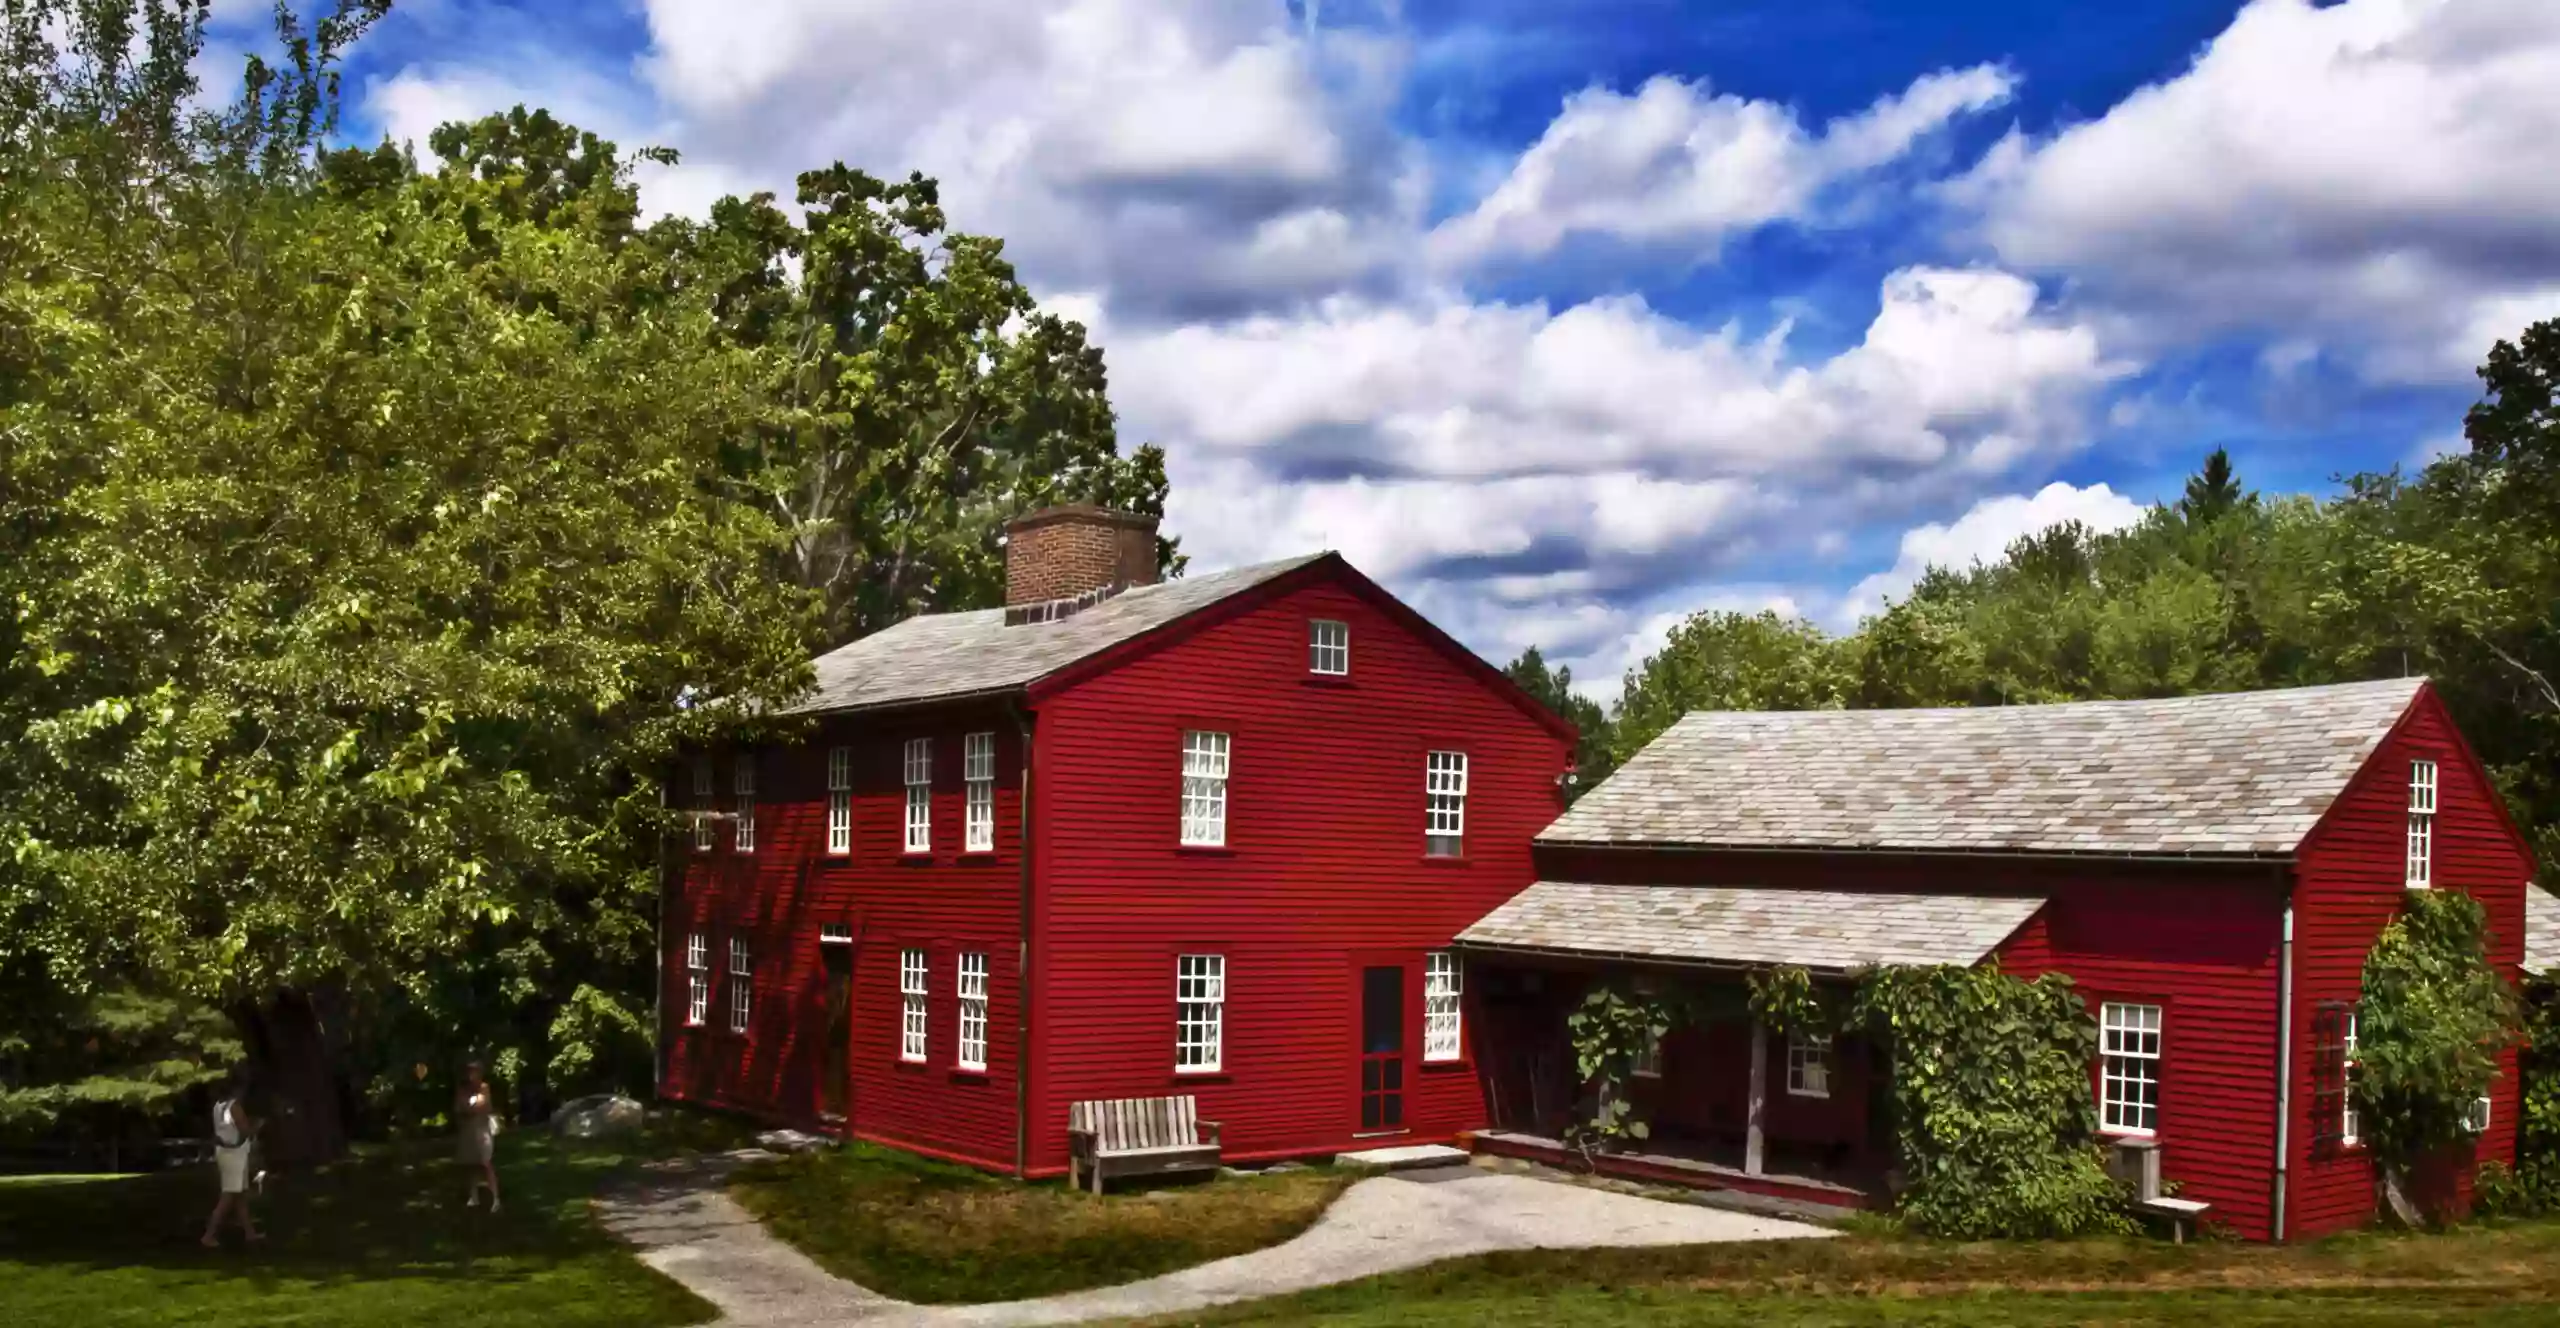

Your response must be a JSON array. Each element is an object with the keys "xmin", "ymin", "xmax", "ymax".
[{"xmin": 662, "ymin": 504, "xmax": 2535, "ymax": 1240}]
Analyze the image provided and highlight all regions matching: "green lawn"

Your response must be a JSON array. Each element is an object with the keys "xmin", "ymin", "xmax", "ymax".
[
  {"xmin": 728, "ymin": 1143, "xmax": 1355, "ymax": 1304},
  {"xmin": 1145, "ymin": 1217, "xmax": 2560, "ymax": 1326},
  {"xmin": 0, "ymin": 1116, "xmax": 752, "ymax": 1328}
]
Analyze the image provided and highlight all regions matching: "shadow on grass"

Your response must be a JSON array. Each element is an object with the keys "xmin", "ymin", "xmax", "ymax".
[{"xmin": 726, "ymin": 1142, "xmax": 1355, "ymax": 1304}]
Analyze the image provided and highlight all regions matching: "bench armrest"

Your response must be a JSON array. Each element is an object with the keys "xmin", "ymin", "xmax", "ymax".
[{"xmin": 1198, "ymin": 1119, "xmax": 1222, "ymax": 1146}]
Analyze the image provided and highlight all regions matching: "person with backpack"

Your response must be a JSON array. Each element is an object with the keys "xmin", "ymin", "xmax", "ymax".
[{"xmin": 201, "ymin": 1073, "xmax": 264, "ymax": 1248}]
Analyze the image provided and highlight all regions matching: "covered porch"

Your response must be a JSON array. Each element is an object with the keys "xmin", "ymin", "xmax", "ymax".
[{"xmin": 1454, "ymin": 881, "xmax": 2049, "ymax": 1211}]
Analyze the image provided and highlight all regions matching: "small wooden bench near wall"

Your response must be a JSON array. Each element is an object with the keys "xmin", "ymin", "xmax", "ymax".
[{"xmin": 1067, "ymin": 1095, "xmax": 1223, "ymax": 1194}]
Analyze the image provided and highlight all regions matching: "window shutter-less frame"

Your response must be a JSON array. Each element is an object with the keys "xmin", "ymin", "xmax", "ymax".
[{"xmin": 2309, "ymin": 1000, "xmax": 2347, "ymax": 1159}]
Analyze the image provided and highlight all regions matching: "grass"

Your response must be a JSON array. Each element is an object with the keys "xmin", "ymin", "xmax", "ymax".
[
  {"xmin": 0, "ymin": 1111, "xmax": 758, "ymax": 1328},
  {"xmin": 727, "ymin": 1143, "xmax": 1355, "ymax": 1304},
  {"xmin": 1141, "ymin": 1215, "xmax": 2560, "ymax": 1326}
]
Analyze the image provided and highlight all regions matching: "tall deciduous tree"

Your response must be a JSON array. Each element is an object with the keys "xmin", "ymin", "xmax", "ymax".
[
  {"xmin": 1610, "ymin": 611, "xmax": 1853, "ymax": 766},
  {"xmin": 1502, "ymin": 647, "xmax": 1614, "ymax": 798}
]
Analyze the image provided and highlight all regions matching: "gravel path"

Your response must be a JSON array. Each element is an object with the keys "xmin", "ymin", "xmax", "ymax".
[{"xmin": 598, "ymin": 1152, "xmax": 1833, "ymax": 1327}]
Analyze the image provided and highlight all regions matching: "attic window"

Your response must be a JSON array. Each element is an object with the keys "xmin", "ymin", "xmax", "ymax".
[
  {"xmin": 1309, "ymin": 619, "xmax": 1349, "ymax": 675},
  {"xmin": 2407, "ymin": 760, "xmax": 2437, "ymax": 889}
]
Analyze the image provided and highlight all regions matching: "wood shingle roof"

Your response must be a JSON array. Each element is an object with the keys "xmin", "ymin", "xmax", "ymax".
[
  {"xmin": 1541, "ymin": 677, "xmax": 2426, "ymax": 859},
  {"xmin": 1457, "ymin": 882, "xmax": 2046, "ymax": 972}
]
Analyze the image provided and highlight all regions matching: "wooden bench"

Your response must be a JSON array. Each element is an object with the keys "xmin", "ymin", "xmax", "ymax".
[
  {"xmin": 2137, "ymin": 1195, "xmax": 2212, "ymax": 1244},
  {"xmin": 1067, "ymin": 1095, "xmax": 1222, "ymax": 1194},
  {"xmin": 2108, "ymin": 1139, "xmax": 2211, "ymax": 1243}
]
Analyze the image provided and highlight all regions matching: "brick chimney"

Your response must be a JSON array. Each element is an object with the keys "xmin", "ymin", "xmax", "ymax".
[{"xmin": 1003, "ymin": 504, "xmax": 1159, "ymax": 612}]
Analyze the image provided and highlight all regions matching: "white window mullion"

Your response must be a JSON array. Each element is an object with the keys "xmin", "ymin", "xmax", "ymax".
[
  {"xmin": 691, "ymin": 759, "xmax": 714, "ymax": 852},
  {"xmin": 964, "ymin": 732, "xmax": 996, "ymax": 853},
  {"xmin": 1308, "ymin": 619, "xmax": 1349, "ymax": 675},
  {"xmin": 2406, "ymin": 760, "xmax": 2437, "ymax": 888},
  {"xmin": 727, "ymin": 937, "xmax": 752, "ymax": 1033},
  {"xmin": 1180, "ymin": 731, "xmax": 1230, "ymax": 847},
  {"xmin": 733, "ymin": 757, "xmax": 757, "ymax": 854},
  {"xmin": 903, "ymin": 738, "xmax": 933, "ymax": 855},
  {"xmin": 683, "ymin": 932, "xmax": 709, "ymax": 1026},
  {"xmin": 899, "ymin": 948, "xmax": 929, "ymax": 1062},
  {"xmin": 826, "ymin": 747, "xmax": 852, "ymax": 855},
  {"xmin": 1786, "ymin": 1032, "xmax": 1831, "ymax": 1098},
  {"xmin": 2341, "ymin": 1008, "xmax": 2362, "ymax": 1147},
  {"xmin": 957, "ymin": 952, "xmax": 989, "ymax": 1070},
  {"xmin": 1426, "ymin": 751, "xmax": 1467, "ymax": 857},
  {"xmin": 2100, "ymin": 1002, "xmax": 2163, "ymax": 1135},
  {"xmin": 1176, "ymin": 954, "xmax": 1225, "ymax": 1072},
  {"xmin": 1423, "ymin": 951, "xmax": 1463, "ymax": 1061}
]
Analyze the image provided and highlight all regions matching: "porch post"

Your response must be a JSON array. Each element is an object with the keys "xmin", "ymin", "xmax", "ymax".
[{"xmin": 1745, "ymin": 1017, "xmax": 1768, "ymax": 1176}]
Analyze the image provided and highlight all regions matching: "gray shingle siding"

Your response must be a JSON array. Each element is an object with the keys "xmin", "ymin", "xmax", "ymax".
[
  {"xmin": 1456, "ymin": 882, "xmax": 2046, "ymax": 972},
  {"xmin": 1539, "ymin": 677, "xmax": 2424, "ymax": 858}
]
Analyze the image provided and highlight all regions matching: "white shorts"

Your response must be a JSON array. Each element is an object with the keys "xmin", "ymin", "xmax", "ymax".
[{"xmin": 215, "ymin": 1144, "xmax": 252, "ymax": 1193}]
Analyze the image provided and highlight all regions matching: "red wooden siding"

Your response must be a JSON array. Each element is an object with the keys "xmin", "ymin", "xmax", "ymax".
[
  {"xmin": 1025, "ymin": 576, "xmax": 1572, "ymax": 1176},
  {"xmin": 2287, "ymin": 688, "xmax": 2533, "ymax": 1239},
  {"xmin": 1530, "ymin": 845, "xmax": 2288, "ymax": 1238},
  {"xmin": 659, "ymin": 711, "xmax": 1028, "ymax": 1171}
]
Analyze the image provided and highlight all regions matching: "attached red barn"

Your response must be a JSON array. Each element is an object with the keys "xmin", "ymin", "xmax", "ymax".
[
  {"xmin": 660, "ymin": 505, "xmax": 1577, "ymax": 1176},
  {"xmin": 1457, "ymin": 679, "xmax": 2532, "ymax": 1240}
]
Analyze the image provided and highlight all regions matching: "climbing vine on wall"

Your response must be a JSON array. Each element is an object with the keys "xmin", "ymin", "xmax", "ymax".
[
  {"xmin": 1853, "ymin": 965, "xmax": 2135, "ymax": 1239},
  {"xmin": 1564, "ymin": 981, "xmax": 1685, "ymax": 1149},
  {"xmin": 2477, "ymin": 968, "xmax": 2560, "ymax": 1216},
  {"xmin": 1746, "ymin": 965, "xmax": 1834, "ymax": 1037},
  {"xmin": 2358, "ymin": 889, "xmax": 2521, "ymax": 1215}
]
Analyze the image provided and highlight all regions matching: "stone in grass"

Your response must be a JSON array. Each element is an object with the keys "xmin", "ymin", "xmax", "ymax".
[
  {"xmin": 756, "ymin": 1128, "xmax": 835, "ymax": 1153},
  {"xmin": 552, "ymin": 1094, "xmax": 647, "ymax": 1139}
]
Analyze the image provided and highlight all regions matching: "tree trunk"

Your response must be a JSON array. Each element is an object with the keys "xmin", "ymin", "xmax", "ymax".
[{"xmin": 229, "ymin": 989, "xmax": 351, "ymax": 1168}]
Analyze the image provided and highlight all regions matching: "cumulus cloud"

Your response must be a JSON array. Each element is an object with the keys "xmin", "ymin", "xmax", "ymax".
[
  {"xmin": 1431, "ymin": 63, "xmax": 2013, "ymax": 269},
  {"xmin": 1956, "ymin": 0, "xmax": 2560, "ymax": 382},
  {"xmin": 1838, "ymin": 481, "xmax": 2147, "ymax": 624}
]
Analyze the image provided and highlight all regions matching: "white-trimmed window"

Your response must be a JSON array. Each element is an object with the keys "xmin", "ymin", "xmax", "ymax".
[
  {"xmin": 957, "ymin": 952, "xmax": 989, "ymax": 1071},
  {"xmin": 1309, "ymin": 619, "xmax": 1349, "ymax": 675},
  {"xmin": 691, "ymin": 759, "xmax": 714, "ymax": 852},
  {"xmin": 1786, "ymin": 1032, "xmax": 1832, "ymax": 1098},
  {"xmin": 1426, "ymin": 751, "xmax": 1467, "ymax": 857},
  {"xmin": 1180, "ymin": 731, "xmax": 1230, "ymax": 847},
  {"xmin": 2341, "ymin": 1008, "xmax": 2362, "ymax": 1147},
  {"xmin": 2407, "ymin": 759, "xmax": 2437, "ymax": 888},
  {"xmin": 1175, "ymin": 954, "xmax": 1225, "ymax": 1072},
  {"xmin": 826, "ymin": 747, "xmax": 852, "ymax": 855},
  {"xmin": 899, "ymin": 948, "xmax": 928, "ymax": 1062},
  {"xmin": 733, "ymin": 757, "xmax": 757, "ymax": 854},
  {"xmin": 683, "ymin": 932, "xmax": 709, "ymax": 1026},
  {"xmin": 1423, "ymin": 951, "xmax": 1463, "ymax": 1061},
  {"xmin": 727, "ymin": 937, "xmax": 752, "ymax": 1033},
  {"xmin": 2465, "ymin": 1095, "xmax": 2494, "ymax": 1134},
  {"xmin": 903, "ymin": 738, "xmax": 932, "ymax": 855},
  {"xmin": 964, "ymin": 732, "xmax": 996, "ymax": 853},
  {"xmin": 2100, "ymin": 1002, "xmax": 2163, "ymax": 1135}
]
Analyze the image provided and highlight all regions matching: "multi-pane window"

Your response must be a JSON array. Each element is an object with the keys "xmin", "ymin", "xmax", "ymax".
[
  {"xmin": 899, "ymin": 948, "xmax": 928, "ymax": 1062},
  {"xmin": 1786, "ymin": 1032, "xmax": 1832, "ymax": 1098},
  {"xmin": 691, "ymin": 759, "xmax": 714, "ymax": 852},
  {"xmin": 903, "ymin": 738, "xmax": 933, "ymax": 854},
  {"xmin": 2465, "ymin": 1096, "xmax": 2494, "ymax": 1134},
  {"xmin": 1426, "ymin": 751, "xmax": 1468, "ymax": 857},
  {"xmin": 683, "ymin": 932, "xmax": 709, "ymax": 1026},
  {"xmin": 964, "ymin": 732, "xmax": 996, "ymax": 853},
  {"xmin": 1308, "ymin": 619, "xmax": 1349, "ymax": 675},
  {"xmin": 957, "ymin": 952, "xmax": 989, "ymax": 1071},
  {"xmin": 733, "ymin": 757, "xmax": 757, "ymax": 854},
  {"xmin": 2100, "ymin": 1002, "xmax": 2164, "ymax": 1135},
  {"xmin": 1632, "ymin": 1028, "xmax": 1663, "ymax": 1078},
  {"xmin": 2341, "ymin": 1008, "xmax": 2362, "ymax": 1147},
  {"xmin": 826, "ymin": 747, "xmax": 852, "ymax": 855},
  {"xmin": 1423, "ymin": 951, "xmax": 1463, "ymax": 1061},
  {"xmin": 2407, "ymin": 759, "xmax": 2438, "ymax": 888},
  {"xmin": 727, "ymin": 938, "xmax": 752, "ymax": 1033},
  {"xmin": 1180, "ymin": 731, "xmax": 1230, "ymax": 847},
  {"xmin": 1175, "ymin": 954, "xmax": 1226, "ymax": 1072}
]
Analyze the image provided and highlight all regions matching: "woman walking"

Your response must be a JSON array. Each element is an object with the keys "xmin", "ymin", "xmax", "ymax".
[
  {"xmin": 456, "ymin": 1061, "xmax": 502, "ymax": 1212},
  {"xmin": 201, "ymin": 1073, "xmax": 263, "ymax": 1247}
]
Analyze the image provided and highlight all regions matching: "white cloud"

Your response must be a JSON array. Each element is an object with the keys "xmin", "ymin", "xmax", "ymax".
[
  {"xmin": 1839, "ymin": 481, "xmax": 2147, "ymax": 624},
  {"xmin": 1431, "ymin": 63, "xmax": 2012, "ymax": 269},
  {"xmin": 1958, "ymin": 0, "xmax": 2560, "ymax": 382}
]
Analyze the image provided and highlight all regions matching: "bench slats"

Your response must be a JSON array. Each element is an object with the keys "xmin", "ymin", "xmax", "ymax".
[{"xmin": 1073, "ymin": 1095, "xmax": 1201, "ymax": 1152}]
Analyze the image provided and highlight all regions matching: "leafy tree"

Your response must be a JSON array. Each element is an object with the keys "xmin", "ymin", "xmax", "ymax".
[
  {"xmin": 0, "ymin": 987, "xmax": 241, "ymax": 1164},
  {"xmin": 1502, "ymin": 646, "xmax": 1614, "ymax": 797},
  {"xmin": 2, "ymin": 3, "xmax": 815, "ymax": 1161},
  {"xmin": 2356, "ymin": 890, "xmax": 2521, "ymax": 1220},
  {"xmin": 1610, "ymin": 611, "xmax": 1852, "ymax": 765}
]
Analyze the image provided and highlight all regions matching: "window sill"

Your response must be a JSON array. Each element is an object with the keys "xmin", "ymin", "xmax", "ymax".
[
  {"xmin": 1175, "ymin": 844, "xmax": 1237, "ymax": 857},
  {"xmin": 895, "ymin": 1057, "xmax": 930, "ymax": 1071},
  {"xmin": 1172, "ymin": 1069, "xmax": 1230, "ymax": 1083},
  {"xmin": 2100, "ymin": 1128, "xmax": 2158, "ymax": 1141},
  {"xmin": 949, "ymin": 1067, "xmax": 990, "ymax": 1083},
  {"xmin": 1785, "ymin": 1090, "xmax": 1831, "ymax": 1101},
  {"xmin": 1419, "ymin": 1056, "xmax": 1472, "ymax": 1072}
]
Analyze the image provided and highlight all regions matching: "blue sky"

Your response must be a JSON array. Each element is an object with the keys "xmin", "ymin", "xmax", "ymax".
[{"xmin": 248, "ymin": 0, "xmax": 2560, "ymax": 698}]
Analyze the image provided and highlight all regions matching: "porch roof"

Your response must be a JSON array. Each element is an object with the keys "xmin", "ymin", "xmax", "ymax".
[{"xmin": 1455, "ymin": 881, "xmax": 2047, "ymax": 973}]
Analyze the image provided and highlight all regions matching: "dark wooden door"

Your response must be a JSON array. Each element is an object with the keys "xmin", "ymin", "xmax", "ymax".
[
  {"xmin": 1359, "ymin": 965, "xmax": 1405, "ymax": 1131},
  {"xmin": 819, "ymin": 944, "xmax": 854, "ymax": 1121}
]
